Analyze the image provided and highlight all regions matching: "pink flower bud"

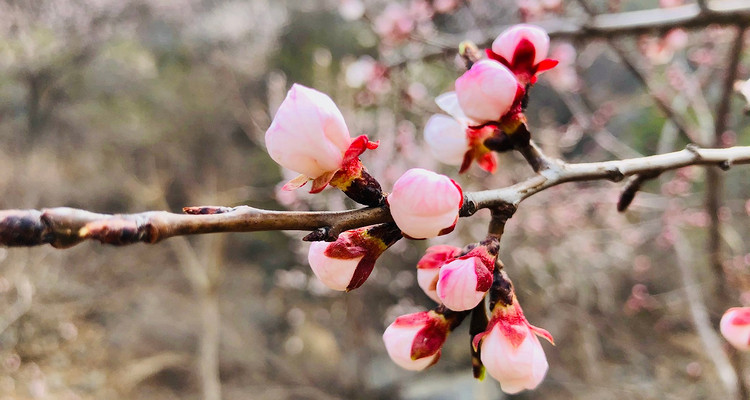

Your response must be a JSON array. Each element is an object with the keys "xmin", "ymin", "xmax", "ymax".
[
  {"xmin": 455, "ymin": 60, "xmax": 520, "ymax": 124},
  {"xmin": 480, "ymin": 320, "xmax": 549, "ymax": 394},
  {"xmin": 436, "ymin": 257, "xmax": 492, "ymax": 311},
  {"xmin": 436, "ymin": 241, "xmax": 497, "ymax": 311},
  {"xmin": 307, "ymin": 224, "xmax": 402, "ymax": 291},
  {"xmin": 387, "ymin": 168, "xmax": 463, "ymax": 239},
  {"xmin": 417, "ymin": 245, "xmax": 462, "ymax": 302},
  {"xmin": 265, "ymin": 84, "xmax": 352, "ymax": 180},
  {"xmin": 424, "ymin": 114, "xmax": 470, "ymax": 166},
  {"xmin": 382, "ymin": 311, "xmax": 450, "ymax": 371},
  {"xmin": 473, "ymin": 291, "xmax": 554, "ymax": 394},
  {"xmin": 492, "ymin": 24, "xmax": 550, "ymax": 68},
  {"xmin": 720, "ymin": 307, "xmax": 750, "ymax": 351}
]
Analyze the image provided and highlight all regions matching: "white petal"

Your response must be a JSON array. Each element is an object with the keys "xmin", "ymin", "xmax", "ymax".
[{"xmin": 424, "ymin": 114, "xmax": 469, "ymax": 165}]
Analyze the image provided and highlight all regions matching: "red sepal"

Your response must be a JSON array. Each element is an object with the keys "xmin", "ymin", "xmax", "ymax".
[
  {"xmin": 342, "ymin": 135, "xmax": 378, "ymax": 166},
  {"xmin": 485, "ymin": 49, "xmax": 508, "ymax": 65},
  {"xmin": 282, "ymin": 174, "xmax": 310, "ymax": 191},
  {"xmin": 346, "ymin": 257, "xmax": 376, "ymax": 291},
  {"xmin": 309, "ymin": 170, "xmax": 337, "ymax": 193},
  {"xmin": 535, "ymin": 58, "xmax": 559, "ymax": 73},
  {"xmin": 473, "ymin": 258, "xmax": 494, "ymax": 292},
  {"xmin": 477, "ymin": 153, "xmax": 498, "ymax": 174}
]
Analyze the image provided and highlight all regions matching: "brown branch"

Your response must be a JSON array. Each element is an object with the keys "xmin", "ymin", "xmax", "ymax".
[
  {"xmin": 466, "ymin": 144, "xmax": 750, "ymax": 210},
  {"xmin": 2, "ymin": 145, "xmax": 750, "ymax": 248},
  {"xmin": 706, "ymin": 25, "xmax": 748, "ymax": 290},
  {"xmin": 0, "ymin": 206, "xmax": 392, "ymax": 248},
  {"xmin": 385, "ymin": 0, "xmax": 750, "ymax": 67}
]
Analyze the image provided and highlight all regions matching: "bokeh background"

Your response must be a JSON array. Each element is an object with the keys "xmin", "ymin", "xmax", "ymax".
[{"xmin": 1, "ymin": 0, "xmax": 750, "ymax": 399}]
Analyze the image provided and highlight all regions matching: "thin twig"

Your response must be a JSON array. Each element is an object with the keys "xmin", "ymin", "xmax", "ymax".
[
  {"xmin": 385, "ymin": 0, "xmax": 750, "ymax": 67},
  {"xmin": 673, "ymin": 227, "xmax": 739, "ymax": 400},
  {"xmin": 576, "ymin": 0, "xmax": 702, "ymax": 144},
  {"xmin": 696, "ymin": 0, "xmax": 710, "ymax": 14},
  {"xmin": 704, "ymin": 25, "xmax": 749, "ymax": 398},
  {"xmin": 706, "ymin": 25, "xmax": 748, "ymax": 288},
  {"xmin": 607, "ymin": 43, "xmax": 701, "ymax": 143},
  {"xmin": 2, "ymin": 145, "xmax": 750, "ymax": 248}
]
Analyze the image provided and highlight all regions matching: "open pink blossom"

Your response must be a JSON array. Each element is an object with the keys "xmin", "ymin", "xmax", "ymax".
[
  {"xmin": 387, "ymin": 168, "xmax": 463, "ymax": 239},
  {"xmin": 266, "ymin": 84, "xmax": 351, "ymax": 179},
  {"xmin": 488, "ymin": 24, "xmax": 558, "ymax": 85},
  {"xmin": 492, "ymin": 24, "xmax": 550, "ymax": 67},
  {"xmin": 417, "ymin": 245, "xmax": 462, "ymax": 302},
  {"xmin": 382, "ymin": 310, "xmax": 450, "ymax": 371},
  {"xmin": 307, "ymin": 224, "xmax": 401, "ymax": 291},
  {"xmin": 455, "ymin": 60, "xmax": 521, "ymax": 124},
  {"xmin": 429, "ymin": 92, "xmax": 500, "ymax": 173},
  {"xmin": 480, "ymin": 319, "xmax": 550, "ymax": 393},
  {"xmin": 720, "ymin": 307, "xmax": 750, "ymax": 351},
  {"xmin": 473, "ymin": 293, "xmax": 554, "ymax": 394},
  {"xmin": 265, "ymin": 84, "xmax": 378, "ymax": 194}
]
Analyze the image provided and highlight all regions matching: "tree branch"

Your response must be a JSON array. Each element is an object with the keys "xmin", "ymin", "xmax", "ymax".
[
  {"xmin": 385, "ymin": 0, "xmax": 750, "ymax": 67},
  {"xmin": 2, "ymin": 145, "xmax": 750, "ymax": 248}
]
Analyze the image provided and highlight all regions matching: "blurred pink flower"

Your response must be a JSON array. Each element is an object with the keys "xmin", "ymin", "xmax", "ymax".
[
  {"xmin": 433, "ymin": 0, "xmax": 459, "ymax": 13},
  {"xmin": 660, "ymin": 0, "xmax": 684, "ymax": 8},
  {"xmin": 338, "ymin": 0, "xmax": 365, "ymax": 20},
  {"xmin": 639, "ymin": 29, "xmax": 688, "ymax": 65},
  {"xmin": 720, "ymin": 307, "xmax": 750, "ymax": 351},
  {"xmin": 545, "ymin": 43, "xmax": 579, "ymax": 92},
  {"xmin": 387, "ymin": 168, "xmax": 463, "ymax": 239},
  {"xmin": 374, "ymin": 3, "xmax": 415, "ymax": 44}
]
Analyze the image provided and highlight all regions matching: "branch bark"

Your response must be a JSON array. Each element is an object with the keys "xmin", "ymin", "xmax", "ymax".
[{"xmin": 2, "ymin": 145, "xmax": 750, "ymax": 248}]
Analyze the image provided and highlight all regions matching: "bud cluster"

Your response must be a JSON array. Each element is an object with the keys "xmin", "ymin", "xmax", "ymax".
[
  {"xmin": 424, "ymin": 24, "xmax": 557, "ymax": 173},
  {"xmin": 262, "ymin": 23, "xmax": 558, "ymax": 395}
]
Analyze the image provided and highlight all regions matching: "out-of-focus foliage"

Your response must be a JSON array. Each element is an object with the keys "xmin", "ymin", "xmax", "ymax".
[{"xmin": 1, "ymin": 0, "xmax": 750, "ymax": 399}]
